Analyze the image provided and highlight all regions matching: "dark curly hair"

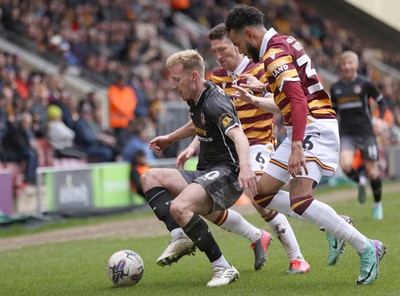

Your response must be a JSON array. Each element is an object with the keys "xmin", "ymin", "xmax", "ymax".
[
  {"xmin": 208, "ymin": 23, "xmax": 228, "ymax": 41},
  {"xmin": 225, "ymin": 4, "xmax": 264, "ymax": 33}
]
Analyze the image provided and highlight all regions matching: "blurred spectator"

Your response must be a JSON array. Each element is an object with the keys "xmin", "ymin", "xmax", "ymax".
[
  {"xmin": 46, "ymin": 104, "xmax": 86, "ymax": 160},
  {"xmin": 379, "ymin": 81, "xmax": 400, "ymax": 127},
  {"xmin": 78, "ymin": 91, "xmax": 98, "ymax": 112},
  {"xmin": 0, "ymin": 94, "xmax": 7, "ymax": 161},
  {"xmin": 128, "ymin": 74, "xmax": 149, "ymax": 118},
  {"xmin": 122, "ymin": 117, "xmax": 155, "ymax": 163},
  {"xmin": 52, "ymin": 88, "xmax": 76, "ymax": 128},
  {"xmin": 107, "ymin": 74, "xmax": 137, "ymax": 144},
  {"xmin": 90, "ymin": 105, "xmax": 118, "ymax": 159},
  {"xmin": 30, "ymin": 87, "xmax": 49, "ymax": 137},
  {"xmin": 2, "ymin": 113, "xmax": 39, "ymax": 184},
  {"xmin": 15, "ymin": 68, "xmax": 30, "ymax": 100},
  {"xmin": 73, "ymin": 104, "xmax": 113, "ymax": 163},
  {"xmin": 0, "ymin": 93, "xmax": 8, "ymax": 141},
  {"xmin": 170, "ymin": 0, "xmax": 190, "ymax": 11}
]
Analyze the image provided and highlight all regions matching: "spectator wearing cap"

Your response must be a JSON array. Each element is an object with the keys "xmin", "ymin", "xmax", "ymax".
[{"xmin": 47, "ymin": 104, "xmax": 86, "ymax": 159}]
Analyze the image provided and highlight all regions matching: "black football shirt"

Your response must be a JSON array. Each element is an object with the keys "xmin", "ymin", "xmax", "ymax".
[
  {"xmin": 330, "ymin": 74, "xmax": 384, "ymax": 137},
  {"xmin": 187, "ymin": 81, "xmax": 241, "ymax": 172}
]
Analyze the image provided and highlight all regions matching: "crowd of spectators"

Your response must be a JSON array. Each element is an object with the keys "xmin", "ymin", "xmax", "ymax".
[
  {"xmin": 0, "ymin": 0, "xmax": 399, "ymax": 186},
  {"xmin": 0, "ymin": 50, "xmax": 155, "ymax": 189},
  {"xmin": 1, "ymin": 0, "xmax": 399, "ymax": 103}
]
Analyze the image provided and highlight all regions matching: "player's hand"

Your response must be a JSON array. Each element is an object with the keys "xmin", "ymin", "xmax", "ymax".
[
  {"xmin": 231, "ymin": 85, "xmax": 255, "ymax": 104},
  {"xmin": 238, "ymin": 73, "xmax": 265, "ymax": 93},
  {"xmin": 149, "ymin": 135, "xmax": 172, "ymax": 154},
  {"xmin": 238, "ymin": 167, "xmax": 258, "ymax": 198},
  {"xmin": 288, "ymin": 141, "xmax": 308, "ymax": 177},
  {"xmin": 176, "ymin": 146, "xmax": 196, "ymax": 169}
]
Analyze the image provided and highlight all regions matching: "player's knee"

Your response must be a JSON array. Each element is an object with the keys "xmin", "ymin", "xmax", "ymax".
[
  {"xmin": 365, "ymin": 163, "xmax": 380, "ymax": 179},
  {"xmin": 339, "ymin": 158, "xmax": 353, "ymax": 172},
  {"xmin": 340, "ymin": 162, "xmax": 353, "ymax": 173},
  {"xmin": 254, "ymin": 192, "xmax": 276, "ymax": 208},
  {"xmin": 263, "ymin": 210, "xmax": 278, "ymax": 222},
  {"xmin": 170, "ymin": 200, "xmax": 184, "ymax": 220},
  {"xmin": 209, "ymin": 210, "xmax": 226, "ymax": 225},
  {"xmin": 140, "ymin": 169, "xmax": 161, "ymax": 191},
  {"xmin": 253, "ymin": 201, "xmax": 271, "ymax": 215}
]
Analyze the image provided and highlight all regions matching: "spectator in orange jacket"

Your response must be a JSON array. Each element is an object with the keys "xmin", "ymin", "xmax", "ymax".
[{"xmin": 107, "ymin": 74, "xmax": 137, "ymax": 144}]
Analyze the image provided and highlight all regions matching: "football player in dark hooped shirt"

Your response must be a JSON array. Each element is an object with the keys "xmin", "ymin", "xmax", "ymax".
[
  {"xmin": 330, "ymin": 50, "xmax": 386, "ymax": 220},
  {"xmin": 140, "ymin": 49, "xmax": 257, "ymax": 287}
]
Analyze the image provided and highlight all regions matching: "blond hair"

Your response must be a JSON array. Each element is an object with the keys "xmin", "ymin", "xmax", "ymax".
[
  {"xmin": 166, "ymin": 49, "xmax": 205, "ymax": 77},
  {"xmin": 340, "ymin": 50, "xmax": 359, "ymax": 63}
]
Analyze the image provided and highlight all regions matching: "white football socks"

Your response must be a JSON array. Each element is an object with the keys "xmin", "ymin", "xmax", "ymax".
[
  {"xmin": 301, "ymin": 199, "xmax": 367, "ymax": 252},
  {"xmin": 171, "ymin": 227, "xmax": 186, "ymax": 238},
  {"xmin": 218, "ymin": 209, "xmax": 262, "ymax": 243},
  {"xmin": 267, "ymin": 213, "xmax": 304, "ymax": 261},
  {"xmin": 268, "ymin": 190, "xmax": 310, "ymax": 223},
  {"xmin": 211, "ymin": 255, "xmax": 230, "ymax": 268}
]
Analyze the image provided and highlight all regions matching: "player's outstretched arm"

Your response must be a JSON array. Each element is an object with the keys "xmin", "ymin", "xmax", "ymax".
[
  {"xmin": 149, "ymin": 120, "xmax": 195, "ymax": 153},
  {"xmin": 231, "ymin": 85, "xmax": 280, "ymax": 113},
  {"xmin": 239, "ymin": 73, "xmax": 264, "ymax": 93}
]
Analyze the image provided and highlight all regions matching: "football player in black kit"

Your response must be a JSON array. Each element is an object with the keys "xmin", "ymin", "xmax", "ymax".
[
  {"xmin": 330, "ymin": 50, "xmax": 386, "ymax": 220},
  {"xmin": 140, "ymin": 49, "xmax": 257, "ymax": 287}
]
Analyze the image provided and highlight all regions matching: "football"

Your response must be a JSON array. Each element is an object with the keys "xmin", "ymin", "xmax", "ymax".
[{"xmin": 107, "ymin": 249, "xmax": 144, "ymax": 287}]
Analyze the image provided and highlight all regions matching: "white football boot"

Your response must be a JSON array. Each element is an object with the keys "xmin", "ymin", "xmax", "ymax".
[
  {"xmin": 157, "ymin": 234, "xmax": 196, "ymax": 266},
  {"xmin": 207, "ymin": 264, "xmax": 239, "ymax": 287}
]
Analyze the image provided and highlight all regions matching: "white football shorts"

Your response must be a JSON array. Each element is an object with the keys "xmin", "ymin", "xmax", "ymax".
[
  {"xmin": 249, "ymin": 143, "xmax": 274, "ymax": 174},
  {"xmin": 267, "ymin": 117, "xmax": 339, "ymax": 184}
]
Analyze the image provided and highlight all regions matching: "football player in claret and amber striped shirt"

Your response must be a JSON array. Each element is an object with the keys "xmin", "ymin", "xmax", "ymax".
[
  {"xmin": 206, "ymin": 23, "xmax": 311, "ymax": 274},
  {"xmin": 225, "ymin": 4, "xmax": 386, "ymax": 285}
]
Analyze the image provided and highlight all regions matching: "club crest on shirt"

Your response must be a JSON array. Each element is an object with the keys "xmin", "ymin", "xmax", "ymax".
[
  {"xmin": 269, "ymin": 51, "xmax": 276, "ymax": 60},
  {"xmin": 200, "ymin": 112, "xmax": 206, "ymax": 125},
  {"xmin": 219, "ymin": 113, "xmax": 233, "ymax": 127},
  {"xmin": 353, "ymin": 84, "xmax": 362, "ymax": 94},
  {"xmin": 286, "ymin": 37, "xmax": 294, "ymax": 44}
]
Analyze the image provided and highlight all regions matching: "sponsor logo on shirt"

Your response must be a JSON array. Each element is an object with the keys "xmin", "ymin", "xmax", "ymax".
[
  {"xmin": 271, "ymin": 64, "xmax": 289, "ymax": 78},
  {"xmin": 219, "ymin": 113, "xmax": 233, "ymax": 127},
  {"xmin": 353, "ymin": 84, "xmax": 362, "ymax": 94},
  {"xmin": 195, "ymin": 127, "xmax": 207, "ymax": 136},
  {"xmin": 198, "ymin": 136, "xmax": 213, "ymax": 142}
]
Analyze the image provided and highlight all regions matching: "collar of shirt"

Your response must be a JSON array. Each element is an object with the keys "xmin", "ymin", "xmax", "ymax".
[
  {"xmin": 227, "ymin": 56, "xmax": 250, "ymax": 85},
  {"xmin": 194, "ymin": 81, "xmax": 209, "ymax": 105},
  {"xmin": 259, "ymin": 27, "xmax": 278, "ymax": 60},
  {"xmin": 342, "ymin": 73, "xmax": 359, "ymax": 85}
]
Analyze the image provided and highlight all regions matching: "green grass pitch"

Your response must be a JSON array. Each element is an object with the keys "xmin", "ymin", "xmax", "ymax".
[{"xmin": 0, "ymin": 186, "xmax": 399, "ymax": 296}]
